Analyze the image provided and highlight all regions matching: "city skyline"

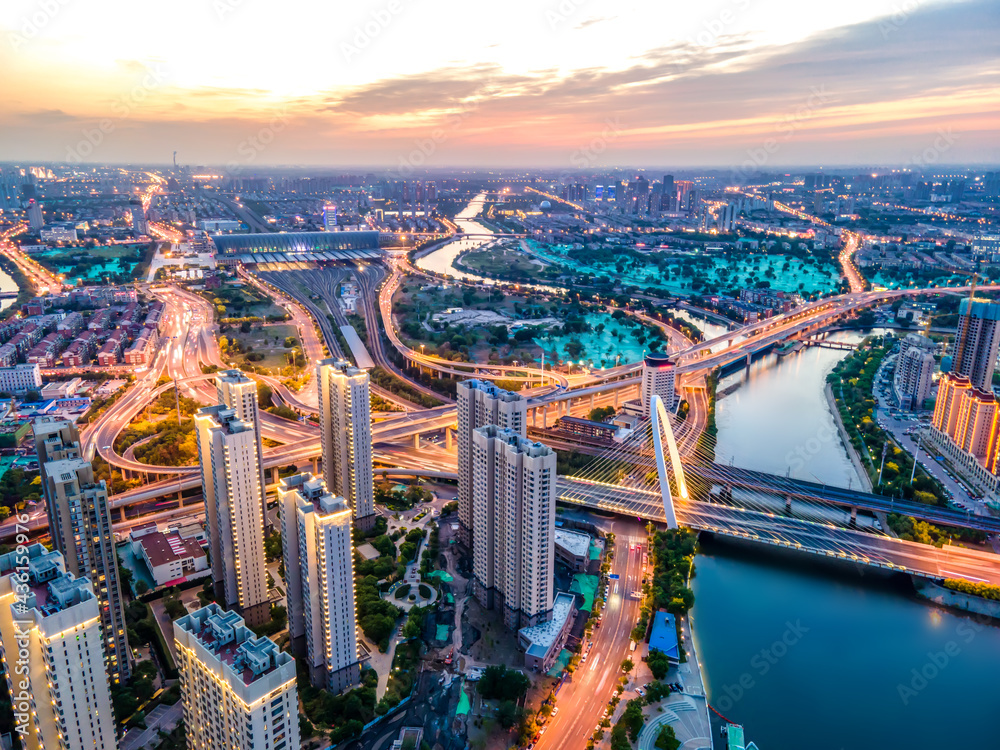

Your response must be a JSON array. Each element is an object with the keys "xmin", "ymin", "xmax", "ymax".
[
  {"xmin": 0, "ymin": 1, "xmax": 997, "ymax": 745},
  {"xmin": 1, "ymin": 0, "xmax": 997, "ymax": 167}
]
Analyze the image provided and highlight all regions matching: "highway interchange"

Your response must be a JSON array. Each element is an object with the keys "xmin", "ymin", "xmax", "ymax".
[{"xmin": 5, "ymin": 214, "xmax": 1000, "ymax": 750}]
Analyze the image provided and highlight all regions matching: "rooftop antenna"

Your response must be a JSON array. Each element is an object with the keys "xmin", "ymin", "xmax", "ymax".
[{"xmin": 173, "ymin": 151, "xmax": 178, "ymax": 169}]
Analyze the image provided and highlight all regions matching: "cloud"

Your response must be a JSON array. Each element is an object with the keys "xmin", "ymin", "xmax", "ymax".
[{"xmin": 0, "ymin": 0, "xmax": 996, "ymax": 166}]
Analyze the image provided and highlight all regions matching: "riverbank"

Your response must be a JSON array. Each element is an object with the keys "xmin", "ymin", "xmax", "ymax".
[
  {"xmin": 913, "ymin": 578, "xmax": 1000, "ymax": 620},
  {"xmin": 824, "ymin": 383, "xmax": 873, "ymax": 492}
]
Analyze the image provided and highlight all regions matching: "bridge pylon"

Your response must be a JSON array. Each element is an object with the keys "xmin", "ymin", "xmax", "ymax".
[{"xmin": 650, "ymin": 395, "xmax": 688, "ymax": 529}]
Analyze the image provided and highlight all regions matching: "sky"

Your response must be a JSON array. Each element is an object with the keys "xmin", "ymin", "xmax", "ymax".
[{"xmin": 0, "ymin": 0, "xmax": 997, "ymax": 169}]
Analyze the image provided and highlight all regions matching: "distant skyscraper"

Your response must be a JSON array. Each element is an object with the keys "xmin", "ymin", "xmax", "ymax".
[
  {"xmin": 641, "ymin": 353, "xmax": 677, "ymax": 416},
  {"xmin": 175, "ymin": 604, "xmax": 299, "ymax": 750},
  {"xmin": 0, "ymin": 545, "xmax": 118, "ymax": 750},
  {"xmin": 952, "ymin": 298, "xmax": 1000, "ymax": 391},
  {"xmin": 195, "ymin": 405, "xmax": 269, "ymax": 625},
  {"xmin": 662, "ymin": 175, "xmax": 675, "ymax": 211},
  {"xmin": 323, "ymin": 203, "xmax": 338, "ymax": 231},
  {"xmin": 278, "ymin": 473, "xmax": 360, "ymax": 692},
  {"xmin": 33, "ymin": 417, "xmax": 131, "ymax": 684},
  {"xmin": 216, "ymin": 369, "xmax": 266, "ymax": 515},
  {"xmin": 471, "ymin": 426, "xmax": 556, "ymax": 630},
  {"xmin": 129, "ymin": 197, "xmax": 148, "ymax": 236},
  {"xmin": 26, "ymin": 198, "xmax": 43, "ymax": 230},
  {"xmin": 317, "ymin": 358, "xmax": 375, "ymax": 530},
  {"xmin": 456, "ymin": 380, "xmax": 527, "ymax": 547}
]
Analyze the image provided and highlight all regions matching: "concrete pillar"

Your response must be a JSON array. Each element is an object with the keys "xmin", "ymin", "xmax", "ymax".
[
  {"xmin": 413, "ymin": 433, "xmax": 420, "ymax": 450},
  {"xmin": 542, "ymin": 405, "xmax": 548, "ymax": 428},
  {"xmin": 311, "ymin": 457, "xmax": 319, "ymax": 474},
  {"xmin": 117, "ymin": 506, "xmax": 126, "ymax": 522},
  {"xmin": 445, "ymin": 428, "xmax": 453, "ymax": 450},
  {"xmin": 532, "ymin": 408, "xmax": 537, "ymax": 428},
  {"xmin": 614, "ymin": 389, "xmax": 619, "ymax": 408},
  {"xmin": 850, "ymin": 506, "xmax": 858, "ymax": 525},
  {"xmin": 271, "ymin": 466, "xmax": 279, "ymax": 485},
  {"xmin": 590, "ymin": 394, "xmax": 595, "ymax": 410}
]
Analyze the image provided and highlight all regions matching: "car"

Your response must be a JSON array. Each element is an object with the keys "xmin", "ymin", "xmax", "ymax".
[
  {"xmin": 552, "ymin": 707, "xmax": 559, "ymax": 716},
  {"xmin": 635, "ymin": 688, "xmax": 644, "ymax": 696}
]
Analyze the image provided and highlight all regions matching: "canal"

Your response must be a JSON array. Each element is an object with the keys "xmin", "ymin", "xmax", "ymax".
[{"xmin": 693, "ymin": 333, "xmax": 999, "ymax": 749}]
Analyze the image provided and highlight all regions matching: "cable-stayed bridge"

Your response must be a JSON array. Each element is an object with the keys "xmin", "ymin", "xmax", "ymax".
[{"xmin": 558, "ymin": 396, "xmax": 1000, "ymax": 585}]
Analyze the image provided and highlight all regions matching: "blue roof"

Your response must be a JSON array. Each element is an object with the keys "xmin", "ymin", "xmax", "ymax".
[{"xmin": 649, "ymin": 611, "xmax": 679, "ymax": 660}]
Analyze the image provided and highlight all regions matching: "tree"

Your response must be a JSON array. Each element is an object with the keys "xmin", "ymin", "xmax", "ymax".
[
  {"xmin": 588, "ymin": 406, "xmax": 615, "ymax": 422},
  {"xmin": 478, "ymin": 665, "xmax": 530, "ymax": 701},
  {"xmin": 647, "ymin": 649, "xmax": 671, "ymax": 680},
  {"xmin": 655, "ymin": 725, "xmax": 681, "ymax": 750},
  {"xmin": 497, "ymin": 700, "xmax": 520, "ymax": 729},
  {"xmin": 264, "ymin": 530, "xmax": 282, "ymax": 562},
  {"xmin": 164, "ymin": 596, "xmax": 187, "ymax": 620},
  {"xmin": 258, "ymin": 383, "xmax": 273, "ymax": 409},
  {"xmin": 621, "ymin": 658, "xmax": 634, "ymax": 674}
]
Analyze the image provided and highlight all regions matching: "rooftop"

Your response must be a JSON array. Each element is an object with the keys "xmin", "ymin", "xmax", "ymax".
[
  {"xmin": 649, "ymin": 610, "xmax": 680, "ymax": 661},
  {"xmin": 177, "ymin": 604, "xmax": 290, "ymax": 687},
  {"xmin": 519, "ymin": 592, "xmax": 576, "ymax": 656},
  {"xmin": 0, "ymin": 544, "xmax": 92, "ymax": 618},
  {"xmin": 136, "ymin": 530, "xmax": 205, "ymax": 568},
  {"xmin": 340, "ymin": 325, "xmax": 375, "ymax": 369},
  {"xmin": 555, "ymin": 528, "xmax": 592, "ymax": 558},
  {"xmin": 460, "ymin": 379, "xmax": 524, "ymax": 403},
  {"xmin": 476, "ymin": 425, "xmax": 554, "ymax": 458}
]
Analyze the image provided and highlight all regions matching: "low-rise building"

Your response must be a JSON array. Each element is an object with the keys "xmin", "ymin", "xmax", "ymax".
[
  {"xmin": 0, "ymin": 363, "xmax": 42, "ymax": 393},
  {"xmin": 124, "ymin": 328, "xmax": 157, "ymax": 365},
  {"xmin": 40, "ymin": 377, "xmax": 84, "ymax": 400},
  {"xmin": 26, "ymin": 332, "xmax": 65, "ymax": 367},
  {"xmin": 518, "ymin": 592, "xmax": 577, "ymax": 671},
  {"xmin": 648, "ymin": 610, "xmax": 681, "ymax": 664},
  {"xmin": 61, "ymin": 331, "xmax": 99, "ymax": 366},
  {"xmin": 554, "ymin": 528, "xmax": 591, "ymax": 572},
  {"xmin": 130, "ymin": 523, "xmax": 210, "ymax": 587},
  {"xmin": 97, "ymin": 329, "xmax": 126, "ymax": 365}
]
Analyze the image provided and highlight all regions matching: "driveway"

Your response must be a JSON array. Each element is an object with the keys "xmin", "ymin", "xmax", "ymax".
[{"xmin": 120, "ymin": 701, "xmax": 183, "ymax": 750}]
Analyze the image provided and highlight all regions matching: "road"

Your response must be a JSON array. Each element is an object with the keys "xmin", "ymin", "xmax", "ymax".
[
  {"xmin": 0, "ymin": 222, "xmax": 62, "ymax": 294},
  {"xmin": 559, "ymin": 477, "xmax": 1000, "ymax": 585},
  {"xmin": 536, "ymin": 518, "xmax": 647, "ymax": 750}
]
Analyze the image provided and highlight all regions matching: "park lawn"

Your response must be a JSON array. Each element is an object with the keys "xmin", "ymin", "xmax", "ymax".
[
  {"xmin": 230, "ymin": 323, "xmax": 300, "ymax": 369},
  {"xmin": 459, "ymin": 247, "xmax": 547, "ymax": 278},
  {"xmin": 212, "ymin": 283, "xmax": 287, "ymax": 320}
]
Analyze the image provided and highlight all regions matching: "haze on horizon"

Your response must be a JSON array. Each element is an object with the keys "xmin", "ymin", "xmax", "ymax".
[{"xmin": 1, "ymin": 0, "xmax": 997, "ymax": 170}]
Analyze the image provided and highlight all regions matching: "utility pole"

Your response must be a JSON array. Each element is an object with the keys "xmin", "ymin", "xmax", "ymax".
[{"xmin": 878, "ymin": 443, "xmax": 889, "ymax": 489}]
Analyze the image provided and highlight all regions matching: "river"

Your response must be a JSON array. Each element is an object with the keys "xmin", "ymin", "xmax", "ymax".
[
  {"xmin": 415, "ymin": 193, "xmax": 497, "ymax": 282},
  {"xmin": 694, "ymin": 334, "xmax": 999, "ymax": 749},
  {"xmin": 422, "ymin": 196, "xmax": 996, "ymax": 746},
  {"xmin": 0, "ymin": 266, "xmax": 18, "ymax": 312}
]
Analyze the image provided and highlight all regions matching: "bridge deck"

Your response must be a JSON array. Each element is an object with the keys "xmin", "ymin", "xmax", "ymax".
[{"xmin": 559, "ymin": 477, "xmax": 1000, "ymax": 585}]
